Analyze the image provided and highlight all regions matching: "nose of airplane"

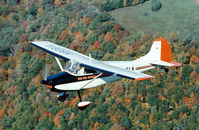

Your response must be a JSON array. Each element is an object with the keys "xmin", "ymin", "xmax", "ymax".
[
  {"xmin": 40, "ymin": 80, "xmax": 47, "ymax": 84},
  {"xmin": 40, "ymin": 79, "xmax": 53, "ymax": 85}
]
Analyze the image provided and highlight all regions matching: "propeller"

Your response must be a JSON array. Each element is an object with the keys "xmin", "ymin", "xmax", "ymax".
[{"xmin": 44, "ymin": 64, "xmax": 49, "ymax": 81}]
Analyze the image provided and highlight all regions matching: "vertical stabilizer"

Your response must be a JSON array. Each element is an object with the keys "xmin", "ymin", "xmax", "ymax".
[{"xmin": 140, "ymin": 38, "xmax": 181, "ymax": 67}]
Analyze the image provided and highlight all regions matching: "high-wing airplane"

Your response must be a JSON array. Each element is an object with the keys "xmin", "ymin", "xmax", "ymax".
[{"xmin": 30, "ymin": 38, "xmax": 181, "ymax": 109}]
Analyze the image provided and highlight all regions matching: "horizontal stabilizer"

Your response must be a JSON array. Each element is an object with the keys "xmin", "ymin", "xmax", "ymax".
[{"xmin": 150, "ymin": 60, "xmax": 181, "ymax": 67}]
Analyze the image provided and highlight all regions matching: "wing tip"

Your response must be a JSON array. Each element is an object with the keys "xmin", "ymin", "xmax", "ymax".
[{"xmin": 135, "ymin": 76, "xmax": 155, "ymax": 81}]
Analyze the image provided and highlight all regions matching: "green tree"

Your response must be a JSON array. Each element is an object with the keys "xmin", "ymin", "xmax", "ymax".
[
  {"xmin": 139, "ymin": 0, "xmax": 146, "ymax": 4},
  {"xmin": 141, "ymin": 113, "xmax": 150, "ymax": 125},
  {"xmin": 151, "ymin": 0, "xmax": 161, "ymax": 11},
  {"xmin": 173, "ymin": 86, "xmax": 184, "ymax": 102},
  {"xmin": 29, "ymin": 6, "xmax": 38, "ymax": 16},
  {"xmin": 12, "ymin": 13, "xmax": 19, "ymax": 22},
  {"xmin": 148, "ymin": 94, "xmax": 159, "ymax": 106},
  {"xmin": 2, "ymin": 6, "xmax": 10, "ymax": 16},
  {"xmin": 60, "ymin": 115, "xmax": 68, "ymax": 129},
  {"xmin": 122, "ymin": 116, "xmax": 132, "ymax": 128},
  {"xmin": 28, "ymin": 58, "xmax": 45, "ymax": 78},
  {"xmin": 0, "ymin": 116, "xmax": 14, "ymax": 129},
  {"xmin": 35, "ymin": 118, "xmax": 54, "ymax": 129},
  {"xmin": 103, "ymin": 42, "xmax": 116, "ymax": 54},
  {"xmin": 171, "ymin": 110, "xmax": 180, "ymax": 120},
  {"xmin": 2, "ymin": 62, "xmax": 9, "ymax": 70},
  {"xmin": 103, "ymin": 0, "xmax": 122, "ymax": 11},
  {"xmin": 86, "ymin": 33, "xmax": 97, "ymax": 45},
  {"xmin": 180, "ymin": 64, "xmax": 193, "ymax": 83},
  {"xmin": 195, "ymin": 63, "xmax": 199, "ymax": 74},
  {"xmin": 100, "ymin": 23, "xmax": 114, "ymax": 34},
  {"xmin": 96, "ymin": 12, "xmax": 112, "ymax": 23}
]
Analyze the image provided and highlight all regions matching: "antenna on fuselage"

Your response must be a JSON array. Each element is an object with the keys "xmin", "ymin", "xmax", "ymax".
[{"xmin": 89, "ymin": 53, "xmax": 92, "ymax": 62}]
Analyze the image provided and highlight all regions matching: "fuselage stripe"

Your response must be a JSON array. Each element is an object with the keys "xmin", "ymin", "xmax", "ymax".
[{"xmin": 135, "ymin": 65, "xmax": 153, "ymax": 70}]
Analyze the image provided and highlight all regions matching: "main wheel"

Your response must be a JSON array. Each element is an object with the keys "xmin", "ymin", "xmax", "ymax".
[{"xmin": 78, "ymin": 101, "xmax": 91, "ymax": 110}]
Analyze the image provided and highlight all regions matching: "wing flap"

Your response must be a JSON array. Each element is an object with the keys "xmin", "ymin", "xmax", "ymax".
[{"xmin": 31, "ymin": 41, "xmax": 154, "ymax": 80}]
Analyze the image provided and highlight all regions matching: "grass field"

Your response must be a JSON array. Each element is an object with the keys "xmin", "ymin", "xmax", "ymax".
[{"xmin": 110, "ymin": 0, "xmax": 199, "ymax": 36}]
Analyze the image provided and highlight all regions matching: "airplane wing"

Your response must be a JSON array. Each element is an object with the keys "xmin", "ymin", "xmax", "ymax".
[{"xmin": 30, "ymin": 41, "xmax": 154, "ymax": 81}]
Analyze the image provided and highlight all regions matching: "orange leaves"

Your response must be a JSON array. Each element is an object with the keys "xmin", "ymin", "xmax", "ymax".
[
  {"xmin": 54, "ymin": 0, "xmax": 65, "ymax": 6},
  {"xmin": 43, "ymin": 23, "xmax": 51, "ymax": 33},
  {"xmin": 94, "ymin": 122, "xmax": 100, "ymax": 130},
  {"xmin": 141, "ymin": 103, "xmax": 150, "ymax": 109},
  {"xmin": 190, "ymin": 55, "xmax": 199, "ymax": 64},
  {"xmin": 37, "ymin": 7, "xmax": 44, "ymax": 17},
  {"xmin": 68, "ymin": 20, "xmax": 76, "ymax": 29},
  {"xmin": 0, "ymin": 56, "xmax": 8, "ymax": 65},
  {"xmin": 124, "ymin": 98, "xmax": 131, "ymax": 104},
  {"xmin": 0, "ymin": 69, "xmax": 8, "ymax": 80},
  {"xmin": 69, "ymin": 40, "xmax": 81, "ymax": 51},
  {"xmin": 104, "ymin": 32, "xmax": 113, "ymax": 42},
  {"xmin": 8, "ymin": 107, "xmax": 14, "ymax": 117},
  {"xmin": 111, "ymin": 82, "xmax": 124, "ymax": 97},
  {"xmin": 31, "ymin": 75, "xmax": 42, "ymax": 87},
  {"xmin": 159, "ymin": 95, "xmax": 166, "ymax": 101},
  {"xmin": 110, "ymin": 123, "xmax": 125, "ymax": 130},
  {"xmin": 19, "ymin": 33, "xmax": 29, "ymax": 44},
  {"xmin": 110, "ymin": 116, "xmax": 116, "ymax": 123},
  {"xmin": 83, "ymin": 17, "xmax": 91, "ymax": 25},
  {"xmin": 123, "ymin": 0, "xmax": 127, "ymax": 6},
  {"xmin": 93, "ymin": 40, "xmax": 100, "ymax": 49},
  {"xmin": 149, "ymin": 114, "xmax": 153, "ymax": 124},
  {"xmin": 190, "ymin": 71, "xmax": 199, "ymax": 81},
  {"xmin": 137, "ymin": 93, "xmax": 144, "ymax": 101},
  {"xmin": 113, "ymin": 23, "xmax": 122, "ymax": 31},
  {"xmin": 69, "ymin": 112, "xmax": 75, "ymax": 120},
  {"xmin": 53, "ymin": 109, "xmax": 65, "ymax": 127},
  {"xmin": 59, "ymin": 30, "xmax": 69, "ymax": 41},
  {"xmin": 0, "ymin": 108, "xmax": 6, "ymax": 120},
  {"xmin": 74, "ymin": 31, "xmax": 85, "ymax": 42},
  {"xmin": 39, "ymin": 111, "xmax": 51, "ymax": 121},
  {"xmin": 182, "ymin": 92, "xmax": 198, "ymax": 108},
  {"xmin": 70, "ymin": 96, "xmax": 79, "ymax": 108},
  {"xmin": 6, "ymin": 85, "xmax": 16, "ymax": 95}
]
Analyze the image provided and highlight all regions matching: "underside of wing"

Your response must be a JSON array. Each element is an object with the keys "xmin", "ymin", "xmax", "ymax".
[{"xmin": 31, "ymin": 41, "xmax": 154, "ymax": 80}]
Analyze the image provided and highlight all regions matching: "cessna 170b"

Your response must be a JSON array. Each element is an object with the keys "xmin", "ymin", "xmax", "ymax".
[{"xmin": 30, "ymin": 38, "xmax": 181, "ymax": 109}]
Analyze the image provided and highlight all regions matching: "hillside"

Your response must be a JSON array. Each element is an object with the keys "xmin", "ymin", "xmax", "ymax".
[
  {"xmin": 110, "ymin": 0, "xmax": 199, "ymax": 35},
  {"xmin": 0, "ymin": 0, "xmax": 199, "ymax": 129}
]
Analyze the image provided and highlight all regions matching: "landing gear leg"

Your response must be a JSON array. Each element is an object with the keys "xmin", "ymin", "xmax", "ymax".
[
  {"xmin": 77, "ymin": 91, "xmax": 90, "ymax": 110},
  {"xmin": 77, "ymin": 91, "xmax": 82, "ymax": 102},
  {"xmin": 77, "ymin": 73, "xmax": 102, "ymax": 110}
]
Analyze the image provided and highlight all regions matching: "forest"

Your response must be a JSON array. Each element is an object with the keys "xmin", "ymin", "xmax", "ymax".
[{"xmin": 0, "ymin": 0, "xmax": 199, "ymax": 129}]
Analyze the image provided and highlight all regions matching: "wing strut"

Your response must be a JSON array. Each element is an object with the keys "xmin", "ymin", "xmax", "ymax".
[
  {"xmin": 55, "ymin": 57, "xmax": 64, "ymax": 71},
  {"xmin": 77, "ymin": 73, "xmax": 102, "ymax": 110},
  {"xmin": 80, "ymin": 73, "xmax": 103, "ymax": 90}
]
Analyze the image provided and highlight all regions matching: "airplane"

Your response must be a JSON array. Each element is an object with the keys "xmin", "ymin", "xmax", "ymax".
[{"xmin": 30, "ymin": 38, "xmax": 181, "ymax": 110}]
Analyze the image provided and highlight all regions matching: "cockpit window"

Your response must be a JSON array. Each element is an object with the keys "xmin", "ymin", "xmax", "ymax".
[
  {"xmin": 65, "ymin": 60, "xmax": 80, "ymax": 74},
  {"xmin": 65, "ymin": 60, "xmax": 99, "ymax": 75}
]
